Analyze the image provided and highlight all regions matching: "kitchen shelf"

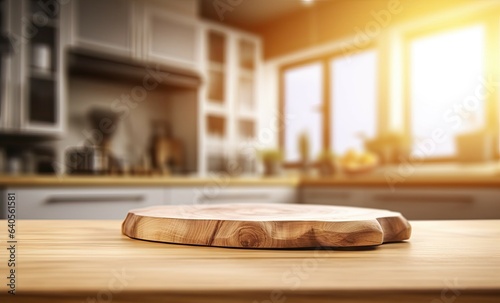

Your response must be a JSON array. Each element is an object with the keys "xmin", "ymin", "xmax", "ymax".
[
  {"xmin": 237, "ymin": 76, "xmax": 255, "ymax": 113},
  {"xmin": 237, "ymin": 110, "xmax": 257, "ymax": 120},
  {"xmin": 207, "ymin": 30, "xmax": 226, "ymax": 64},
  {"xmin": 206, "ymin": 68, "xmax": 225, "ymax": 103},
  {"xmin": 206, "ymin": 29, "xmax": 227, "ymax": 106},
  {"xmin": 237, "ymin": 119, "xmax": 256, "ymax": 141},
  {"xmin": 206, "ymin": 114, "xmax": 226, "ymax": 137},
  {"xmin": 205, "ymin": 102, "xmax": 228, "ymax": 116},
  {"xmin": 29, "ymin": 68, "xmax": 57, "ymax": 81},
  {"xmin": 205, "ymin": 135, "xmax": 229, "ymax": 150},
  {"xmin": 238, "ymin": 39, "xmax": 256, "ymax": 70},
  {"xmin": 28, "ymin": 77, "xmax": 56, "ymax": 124}
]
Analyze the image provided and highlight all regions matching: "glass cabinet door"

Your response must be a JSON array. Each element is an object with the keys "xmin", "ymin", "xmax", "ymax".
[
  {"xmin": 207, "ymin": 30, "xmax": 226, "ymax": 105},
  {"xmin": 23, "ymin": 0, "xmax": 62, "ymax": 133},
  {"xmin": 0, "ymin": 0, "xmax": 9, "ymax": 129},
  {"xmin": 26, "ymin": 0, "xmax": 59, "ymax": 126}
]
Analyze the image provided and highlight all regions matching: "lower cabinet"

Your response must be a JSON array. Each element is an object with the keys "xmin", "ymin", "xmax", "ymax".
[
  {"xmin": 3, "ymin": 185, "xmax": 497, "ymax": 220},
  {"xmin": 169, "ymin": 186, "xmax": 297, "ymax": 205},
  {"xmin": 0, "ymin": 185, "xmax": 297, "ymax": 219},
  {"xmin": 359, "ymin": 188, "xmax": 499, "ymax": 220},
  {"xmin": 301, "ymin": 187, "xmax": 500, "ymax": 220},
  {"xmin": 4, "ymin": 187, "xmax": 165, "ymax": 219},
  {"xmin": 299, "ymin": 188, "xmax": 365, "ymax": 207}
]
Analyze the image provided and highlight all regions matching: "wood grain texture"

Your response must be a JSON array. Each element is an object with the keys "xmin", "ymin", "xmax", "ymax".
[
  {"xmin": 0, "ymin": 220, "xmax": 499, "ymax": 303},
  {"xmin": 122, "ymin": 204, "xmax": 411, "ymax": 248}
]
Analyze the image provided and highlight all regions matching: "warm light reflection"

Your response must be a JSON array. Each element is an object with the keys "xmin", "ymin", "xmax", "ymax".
[
  {"xmin": 284, "ymin": 63, "xmax": 323, "ymax": 162},
  {"xmin": 331, "ymin": 50, "xmax": 377, "ymax": 155},
  {"xmin": 410, "ymin": 24, "xmax": 485, "ymax": 157}
]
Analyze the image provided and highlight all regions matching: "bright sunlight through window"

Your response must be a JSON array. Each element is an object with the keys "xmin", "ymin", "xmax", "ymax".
[
  {"xmin": 410, "ymin": 24, "xmax": 485, "ymax": 157},
  {"xmin": 284, "ymin": 63, "xmax": 323, "ymax": 162},
  {"xmin": 331, "ymin": 50, "xmax": 377, "ymax": 155}
]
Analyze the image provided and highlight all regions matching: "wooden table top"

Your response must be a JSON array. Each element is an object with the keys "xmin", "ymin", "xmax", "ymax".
[{"xmin": 1, "ymin": 220, "xmax": 499, "ymax": 302}]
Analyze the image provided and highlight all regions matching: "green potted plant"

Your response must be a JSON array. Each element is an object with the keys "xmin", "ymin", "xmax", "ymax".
[
  {"xmin": 259, "ymin": 149, "xmax": 283, "ymax": 176},
  {"xmin": 298, "ymin": 132, "xmax": 310, "ymax": 175},
  {"xmin": 317, "ymin": 149, "xmax": 337, "ymax": 177}
]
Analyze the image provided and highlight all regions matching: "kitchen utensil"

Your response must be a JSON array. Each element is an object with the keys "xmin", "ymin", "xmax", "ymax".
[
  {"xmin": 122, "ymin": 203, "xmax": 411, "ymax": 248},
  {"xmin": 66, "ymin": 146, "xmax": 113, "ymax": 175},
  {"xmin": 32, "ymin": 44, "xmax": 51, "ymax": 71},
  {"xmin": 87, "ymin": 108, "xmax": 119, "ymax": 144},
  {"xmin": 149, "ymin": 120, "xmax": 172, "ymax": 174},
  {"xmin": 67, "ymin": 107, "xmax": 120, "ymax": 175},
  {"xmin": 7, "ymin": 156, "xmax": 21, "ymax": 175}
]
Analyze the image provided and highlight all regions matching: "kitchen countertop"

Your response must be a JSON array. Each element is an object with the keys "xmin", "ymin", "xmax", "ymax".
[
  {"xmin": 1, "ymin": 220, "xmax": 498, "ymax": 302},
  {"xmin": 1, "ymin": 163, "xmax": 500, "ymax": 188},
  {"xmin": 0, "ymin": 175, "xmax": 301, "ymax": 187}
]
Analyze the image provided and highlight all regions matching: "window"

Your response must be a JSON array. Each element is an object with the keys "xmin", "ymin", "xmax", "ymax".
[
  {"xmin": 281, "ymin": 50, "xmax": 378, "ymax": 161},
  {"xmin": 330, "ymin": 50, "xmax": 378, "ymax": 155},
  {"xmin": 280, "ymin": 12, "xmax": 498, "ymax": 163},
  {"xmin": 283, "ymin": 62, "xmax": 323, "ymax": 162},
  {"xmin": 409, "ymin": 25, "xmax": 485, "ymax": 157}
]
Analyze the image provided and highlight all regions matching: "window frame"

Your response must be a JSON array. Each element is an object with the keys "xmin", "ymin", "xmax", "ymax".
[
  {"xmin": 278, "ymin": 8, "xmax": 500, "ymax": 164},
  {"xmin": 400, "ymin": 14, "xmax": 499, "ymax": 161},
  {"xmin": 279, "ymin": 44, "xmax": 376, "ymax": 166}
]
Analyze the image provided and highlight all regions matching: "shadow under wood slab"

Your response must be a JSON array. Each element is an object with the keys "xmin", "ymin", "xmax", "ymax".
[{"xmin": 122, "ymin": 204, "xmax": 411, "ymax": 248}]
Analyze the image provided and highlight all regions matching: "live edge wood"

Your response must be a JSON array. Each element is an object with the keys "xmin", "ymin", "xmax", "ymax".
[
  {"xmin": 1, "ymin": 220, "xmax": 499, "ymax": 303},
  {"xmin": 122, "ymin": 204, "xmax": 411, "ymax": 248}
]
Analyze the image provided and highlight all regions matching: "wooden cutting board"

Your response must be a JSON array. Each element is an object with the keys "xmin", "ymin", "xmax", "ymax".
[{"xmin": 122, "ymin": 203, "xmax": 411, "ymax": 248}]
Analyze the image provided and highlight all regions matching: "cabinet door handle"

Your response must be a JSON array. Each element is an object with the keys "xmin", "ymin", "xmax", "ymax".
[
  {"xmin": 372, "ymin": 194, "xmax": 474, "ymax": 203},
  {"xmin": 200, "ymin": 193, "xmax": 269, "ymax": 202},
  {"xmin": 45, "ymin": 195, "xmax": 145, "ymax": 204}
]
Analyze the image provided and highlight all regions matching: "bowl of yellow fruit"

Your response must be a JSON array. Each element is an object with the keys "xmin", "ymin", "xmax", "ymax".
[{"xmin": 339, "ymin": 149, "xmax": 379, "ymax": 176}]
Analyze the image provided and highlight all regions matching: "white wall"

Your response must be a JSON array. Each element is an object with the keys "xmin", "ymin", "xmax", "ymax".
[{"xmin": 257, "ymin": 63, "xmax": 280, "ymax": 150}]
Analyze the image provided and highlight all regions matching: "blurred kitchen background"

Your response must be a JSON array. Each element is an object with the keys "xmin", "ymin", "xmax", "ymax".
[{"xmin": 0, "ymin": 0, "xmax": 500, "ymax": 220}]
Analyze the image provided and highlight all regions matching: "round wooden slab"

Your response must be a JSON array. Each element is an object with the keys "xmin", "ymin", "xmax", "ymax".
[{"xmin": 122, "ymin": 203, "xmax": 411, "ymax": 248}]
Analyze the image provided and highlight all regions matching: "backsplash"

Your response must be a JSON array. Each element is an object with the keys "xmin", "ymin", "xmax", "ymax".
[{"xmin": 55, "ymin": 75, "xmax": 198, "ymax": 174}]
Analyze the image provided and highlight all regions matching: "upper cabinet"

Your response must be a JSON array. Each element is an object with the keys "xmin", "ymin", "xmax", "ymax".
[
  {"xmin": 199, "ymin": 22, "xmax": 262, "ymax": 175},
  {"xmin": 0, "ymin": 0, "xmax": 11, "ymax": 130},
  {"xmin": 143, "ymin": 8, "xmax": 201, "ymax": 70},
  {"xmin": 23, "ymin": 0, "xmax": 65, "ymax": 134},
  {"xmin": 0, "ymin": 0, "xmax": 67, "ymax": 135},
  {"xmin": 70, "ymin": 0, "xmax": 201, "ymax": 69},
  {"xmin": 71, "ymin": 0, "xmax": 135, "ymax": 58}
]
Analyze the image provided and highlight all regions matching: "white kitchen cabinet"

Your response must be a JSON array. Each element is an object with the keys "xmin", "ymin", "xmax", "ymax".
[
  {"xmin": 7, "ymin": 187, "xmax": 164, "ymax": 219},
  {"xmin": 0, "ymin": 189, "xmax": 5, "ymax": 219},
  {"xmin": 361, "ymin": 188, "xmax": 500, "ymax": 220},
  {"xmin": 71, "ymin": 0, "xmax": 136, "ymax": 58},
  {"xmin": 143, "ymin": 7, "xmax": 201, "ymax": 70},
  {"xmin": 169, "ymin": 186, "xmax": 297, "ymax": 205},
  {"xmin": 70, "ymin": 0, "xmax": 201, "ymax": 68},
  {"xmin": 0, "ymin": 0, "xmax": 67, "ymax": 135},
  {"xmin": 301, "ymin": 187, "xmax": 365, "ymax": 207},
  {"xmin": 199, "ymin": 22, "xmax": 262, "ymax": 175},
  {"xmin": 301, "ymin": 187, "xmax": 500, "ymax": 220}
]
